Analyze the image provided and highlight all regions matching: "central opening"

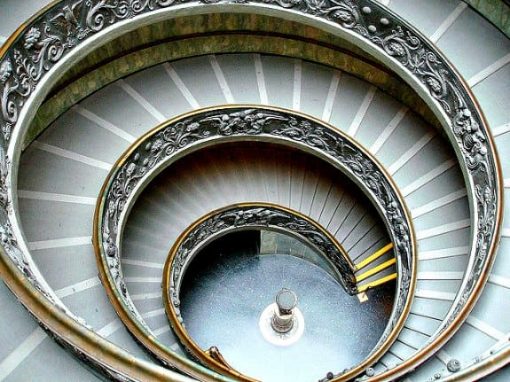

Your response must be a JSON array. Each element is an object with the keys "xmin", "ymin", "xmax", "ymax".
[
  {"xmin": 179, "ymin": 230, "xmax": 395, "ymax": 382},
  {"xmin": 121, "ymin": 139, "xmax": 405, "ymax": 380}
]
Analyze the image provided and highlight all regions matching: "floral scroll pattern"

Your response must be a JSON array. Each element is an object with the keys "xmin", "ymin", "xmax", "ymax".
[
  {"xmin": 0, "ymin": 0, "xmax": 500, "ymax": 380},
  {"xmin": 99, "ymin": 107, "xmax": 414, "ymax": 369},
  {"xmin": 0, "ymin": 0, "xmax": 496, "ymax": 303},
  {"xmin": 168, "ymin": 204, "xmax": 359, "ymax": 320}
]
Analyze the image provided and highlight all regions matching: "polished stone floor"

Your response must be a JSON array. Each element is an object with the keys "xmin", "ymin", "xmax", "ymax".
[{"xmin": 179, "ymin": 232, "xmax": 395, "ymax": 382}]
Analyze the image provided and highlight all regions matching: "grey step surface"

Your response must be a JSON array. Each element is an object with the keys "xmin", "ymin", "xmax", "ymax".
[{"xmin": 0, "ymin": 0, "xmax": 509, "ymax": 379}]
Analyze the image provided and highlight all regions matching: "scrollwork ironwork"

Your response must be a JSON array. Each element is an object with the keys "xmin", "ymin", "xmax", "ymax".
[
  {"xmin": 97, "ymin": 106, "xmax": 415, "ymax": 379},
  {"xmin": 167, "ymin": 204, "xmax": 358, "ymax": 320},
  {"xmin": 0, "ymin": 0, "xmax": 501, "ymax": 380},
  {"xmin": 0, "ymin": 0, "xmax": 497, "ymax": 312}
]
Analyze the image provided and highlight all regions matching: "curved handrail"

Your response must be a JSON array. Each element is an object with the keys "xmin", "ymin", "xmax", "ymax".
[
  {"xmin": 440, "ymin": 345, "xmax": 510, "ymax": 382},
  {"xmin": 0, "ymin": 0, "xmax": 503, "ymax": 381},
  {"xmin": 166, "ymin": 203, "xmax": 357, "ymax": 296},
  {"xmin": 94, "ymin": 105, "xmax": 416, "ymax": 381},
  {"xmin": 162, "ymin": 202, "xmax": 392, "ymax": 378}
]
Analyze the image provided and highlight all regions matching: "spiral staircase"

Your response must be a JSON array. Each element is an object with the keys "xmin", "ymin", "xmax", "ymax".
[{"xmin": 0, "ymin": 0, "xmax": 509, "ymax": 381}]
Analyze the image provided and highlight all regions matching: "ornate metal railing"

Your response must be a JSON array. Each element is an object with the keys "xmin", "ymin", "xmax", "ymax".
[
  {"xmin": 167, "ymin": 204, "xmax": 357, "ymax": 298},
  {"xmin": 94, "ymin": 106, "xmax": 415, "ymax": 381},
  {"xmin": 0, "ymin": 0, "xmax": 503, "ymax": 381},
  {"xmin": 163, "ymin": 203, "xmax": 359, "ymax": 378}
]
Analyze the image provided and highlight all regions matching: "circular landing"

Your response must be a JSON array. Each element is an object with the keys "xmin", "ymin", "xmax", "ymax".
[{"xmin": 179, "ymin": 231, "xmax": 395, "ymax": 382}]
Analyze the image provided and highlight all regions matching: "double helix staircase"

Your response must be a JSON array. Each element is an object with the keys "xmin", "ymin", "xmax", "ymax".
[{"xmin": 0, "ymin": 0, "xmax": 509, "ymax": 381}]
